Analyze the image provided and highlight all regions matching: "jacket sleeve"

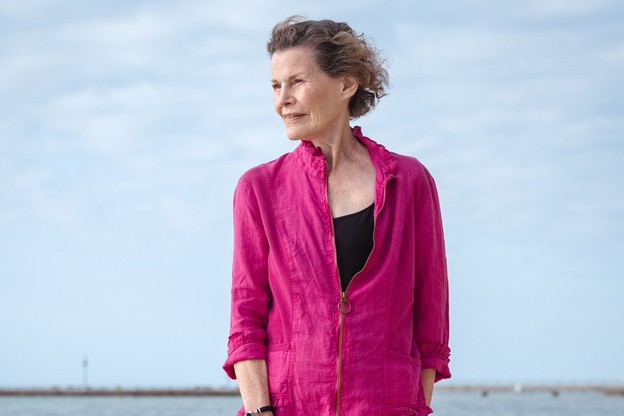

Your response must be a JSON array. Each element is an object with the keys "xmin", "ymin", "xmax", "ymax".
[
  {"xmin": 222, "ymin": 176, "xmax": 271, "ymax": 379},
  {"xmin": 413, "ymin": 167, "xmax": 451, "ymax": 382}
]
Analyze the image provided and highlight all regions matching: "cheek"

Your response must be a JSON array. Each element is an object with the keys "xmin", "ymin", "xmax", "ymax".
[
  {"xmin": 273, "ymin": 95, "xmax": 281, "ymax": 114},
  {"xmin": 309, "ymin": 103, "xmax": 327, "ymax": 123}
]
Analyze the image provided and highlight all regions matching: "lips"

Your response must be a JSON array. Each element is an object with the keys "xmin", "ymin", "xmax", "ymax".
[{"xmin": 283, "ymin": 112, "xmax": 305, "ymax": 121}]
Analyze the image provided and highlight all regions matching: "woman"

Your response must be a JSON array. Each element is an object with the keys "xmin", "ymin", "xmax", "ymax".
[{"xmin": 223, "ymin": 17, "xmax": 451, "ymax": 416}]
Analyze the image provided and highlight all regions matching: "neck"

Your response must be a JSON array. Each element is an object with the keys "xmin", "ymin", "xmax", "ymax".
[{"xmin": 311, "ymin": 124, "xmax": 362, "ymax": 172}]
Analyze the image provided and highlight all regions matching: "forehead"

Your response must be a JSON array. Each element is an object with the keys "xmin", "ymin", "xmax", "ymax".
[{"xmin": 271, "ymin": 45, "xmax": 320, "ymax": 78}]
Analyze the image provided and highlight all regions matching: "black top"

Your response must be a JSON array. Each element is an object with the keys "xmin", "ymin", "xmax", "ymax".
[{"xmin": 333, "ymin": 203, "xmax": 375, "ymax": 292}]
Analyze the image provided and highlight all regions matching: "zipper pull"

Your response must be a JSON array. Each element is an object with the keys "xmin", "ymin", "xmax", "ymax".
[{"xmin": 338, "ymin": 292, "xmax": 351, "ymax": 314}]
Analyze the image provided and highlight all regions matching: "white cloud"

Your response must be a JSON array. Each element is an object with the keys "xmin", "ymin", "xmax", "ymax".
[
  {"xmin": 525, "ymin": 0, "xmax": 617, "ymax": 17},
  {"xmin": 599, "ymin": 41, "xmax": 624, "ymax": 64},
  {"xmin": 0, "ymin": 0, "xmax": 50, "ymax": 15},
  {"xmin": 382, "ymin": 11, "xmax": 624, "ymax": 256}
]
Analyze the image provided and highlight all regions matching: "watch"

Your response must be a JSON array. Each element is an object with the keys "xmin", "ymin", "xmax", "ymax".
[{"xmin": 244, "ymin": 405, "xmax": 275, "ymax": 415}]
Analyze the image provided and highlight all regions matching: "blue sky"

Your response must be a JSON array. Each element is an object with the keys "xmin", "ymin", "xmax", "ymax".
[{"xmin": 1, "ymin": 0, "xmax": 623, "ymax": 387}]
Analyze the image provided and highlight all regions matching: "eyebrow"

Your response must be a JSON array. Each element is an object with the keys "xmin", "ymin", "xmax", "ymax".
[{"xmin": 270, "ymin": 72, "xmax": 307, "ymax": 83}]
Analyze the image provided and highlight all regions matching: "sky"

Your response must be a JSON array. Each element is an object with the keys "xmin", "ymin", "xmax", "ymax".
[{"xmin": 1, "ymin": 0, "xmax": 623, "ymax": 388}]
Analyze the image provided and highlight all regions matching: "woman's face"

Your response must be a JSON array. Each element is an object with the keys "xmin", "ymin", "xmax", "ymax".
[{"xmin": 271, "ymin": 45, "xmax": 352, "ymax": 141}]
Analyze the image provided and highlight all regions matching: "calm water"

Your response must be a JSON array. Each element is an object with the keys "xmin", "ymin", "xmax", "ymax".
[{"xmin": 0, "ymin": 392, "xmax": 622, "ymax": 416}]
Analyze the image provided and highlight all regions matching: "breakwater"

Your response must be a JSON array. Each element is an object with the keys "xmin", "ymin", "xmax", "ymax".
[
  {"xmin": 437, "ymin": 384, "xmax": 624, "ymax": 396},
  {"xmin": 1, "ymin": 384, "xmax": 622, "ymax": 397},
  {"xmin": 0, "ymin": 387, "xmax": 240, "ymax": 397}
]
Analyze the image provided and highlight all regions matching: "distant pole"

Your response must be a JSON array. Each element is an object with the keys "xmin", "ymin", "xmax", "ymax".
[{"xmin": 82, "ymin": 356, "xmax": 89, "ymax": 388}]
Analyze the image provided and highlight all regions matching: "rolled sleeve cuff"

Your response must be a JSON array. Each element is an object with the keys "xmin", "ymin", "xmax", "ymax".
[
  {"xmin": 419, "ymin": 343, "xmax": 451, "ymax": 382},
  {"xmin": 222, "ymin": 330, "xmax": 267, "ymax": 380}
]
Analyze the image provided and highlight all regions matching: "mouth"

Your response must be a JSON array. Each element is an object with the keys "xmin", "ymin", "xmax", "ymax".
[{"xmin": 283, "ymin": 112, "xmax": 305, "ymax": 122}]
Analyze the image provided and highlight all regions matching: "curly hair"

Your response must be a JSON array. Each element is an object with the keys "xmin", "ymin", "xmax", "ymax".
[{"xmin": 267, "ymin": 16, "xmax": 389, "ymax": 119}]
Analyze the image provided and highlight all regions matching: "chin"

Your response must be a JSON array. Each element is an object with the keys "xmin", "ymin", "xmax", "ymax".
[{"xmin": 284, "ymin": 127, "xmax": 307, "ymax": 141}]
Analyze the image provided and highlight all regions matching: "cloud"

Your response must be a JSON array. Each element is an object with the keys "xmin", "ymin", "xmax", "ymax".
[
  {"xmin": 0, "ymin": 0, "xmax": 288, "ymax": 242},
  {"xmin": 525, "ymin": 0, "xmax": 617, "ymax": 17},
  {"xmin": 380, "ymin": 7, "xmax": 624, "ymax": 255},
  {"xmin": 599, "ymin": 41, "xmax": 624, "ymax": 64}
]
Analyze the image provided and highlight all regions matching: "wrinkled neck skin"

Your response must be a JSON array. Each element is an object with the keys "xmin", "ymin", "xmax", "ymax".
[{"xmin": 309, "ymin": 118, "xmax": 368, "ymax": 173}]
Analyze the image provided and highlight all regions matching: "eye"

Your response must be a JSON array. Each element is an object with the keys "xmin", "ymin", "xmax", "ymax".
[
  {"xmin": 272, "ymin": 83, "xmax": 281, "ymax": 91},
  {"xmin": 293, "ymin": 79, "xmax": 304, "ymax": 85}
]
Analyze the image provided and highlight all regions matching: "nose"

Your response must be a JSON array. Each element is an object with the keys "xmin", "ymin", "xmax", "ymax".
[{"xmin": 278, "ymin": 85, "xmax": 295, "ymax": 107}]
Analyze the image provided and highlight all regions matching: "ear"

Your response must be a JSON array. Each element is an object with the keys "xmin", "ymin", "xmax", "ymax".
[{"xmin": 341, "ymin": 75, "xmax": 359, "ymax": 99}]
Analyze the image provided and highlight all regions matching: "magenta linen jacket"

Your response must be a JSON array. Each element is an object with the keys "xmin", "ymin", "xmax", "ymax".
[{"xmin": 223, "ymin": 127, "xmax": 451, "ymax": 416}]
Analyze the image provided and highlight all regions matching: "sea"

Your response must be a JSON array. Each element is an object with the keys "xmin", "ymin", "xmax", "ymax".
[{"xmin": 0, "ymin": 392, "xmax": 622, "ymax": 416}]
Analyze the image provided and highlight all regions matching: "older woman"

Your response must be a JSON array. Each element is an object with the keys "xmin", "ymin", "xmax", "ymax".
[{"xmin": 223, "ymin": 17, "xmax": 451, "ymax": 416}]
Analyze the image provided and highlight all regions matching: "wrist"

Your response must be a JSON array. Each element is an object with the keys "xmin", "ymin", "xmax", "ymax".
[{"xmin": 244, "ymin": 405, "xmax": 275, "ymax": 416}]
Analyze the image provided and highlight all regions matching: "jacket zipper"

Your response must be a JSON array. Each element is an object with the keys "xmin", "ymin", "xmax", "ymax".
[
  {"xmin": 336, "ymin": 292, "xmax": 348, "ymax": 416},
  {"xmin": 331, "ymin": 175, "xmax": 393, "ymax": 416},
  {"xmin": 328, "ymin": 199, "xmax": 345, "ymax": 416}
]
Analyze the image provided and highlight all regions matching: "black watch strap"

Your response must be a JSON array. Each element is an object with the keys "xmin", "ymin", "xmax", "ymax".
[{"xmin": 244, "ymin": 405, "xmax": 275, "ymax": 415}]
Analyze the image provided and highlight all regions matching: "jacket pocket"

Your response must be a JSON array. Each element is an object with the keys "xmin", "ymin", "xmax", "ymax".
[
  {"xmin": 384, "ymin": 350, "xmax": 426, "ymax": 409},
  {"xmin": 266, "ymin": 342, "xmax": 293, "ymax": 400}
]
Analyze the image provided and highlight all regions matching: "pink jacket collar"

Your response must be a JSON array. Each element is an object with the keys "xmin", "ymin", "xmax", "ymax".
[{"xmin": 293, "ymin": 126, "xmax": 398, "ymax": 181}]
